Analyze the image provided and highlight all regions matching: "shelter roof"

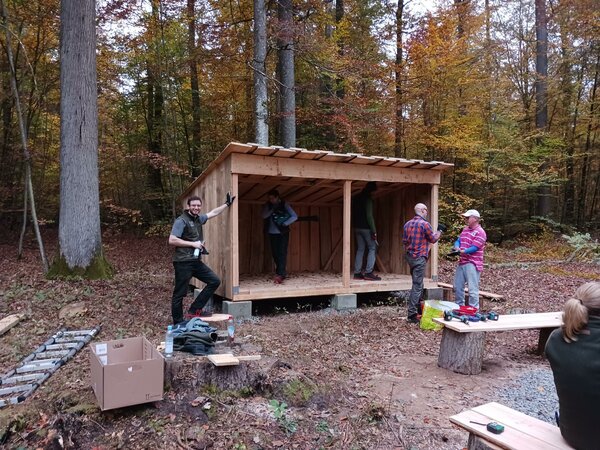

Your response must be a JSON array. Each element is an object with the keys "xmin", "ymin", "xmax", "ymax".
[{"xmin": 180, "ymin": 142, "xmax": 453, "ymax": 201}]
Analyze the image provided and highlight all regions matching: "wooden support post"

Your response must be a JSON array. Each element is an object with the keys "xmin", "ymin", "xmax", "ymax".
[
  {"xmin": 231, "ymin": 173, "xmax": 239, "ymax": 291},
  {"xmin": 342, "ymin": 180, "xmax": 351, "ymax": 287},
  {"xmin": 430, "ymin": 183, "xmax": 439, "ymax": 281},
  {"xmin": 437, "ymin": 328, "xmax": 486, "ymax": 375},
  {"xmin": 467, "ymin": 434, "xmax": 504, "ymax": 450},
  {"xmin": 537, "ymin": 327, "xmax": 556, "ymax": 355}
]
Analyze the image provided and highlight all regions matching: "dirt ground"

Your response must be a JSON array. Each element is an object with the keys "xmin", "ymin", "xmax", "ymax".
[{"xmin": 0, "ymin": 231, "xmax": 598, "ymax": 449}]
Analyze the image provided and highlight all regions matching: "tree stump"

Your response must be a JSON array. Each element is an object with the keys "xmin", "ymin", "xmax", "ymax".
[
  {"xmin": 437, "ymin": 328, "xmax": 486, "ymax": 375},
  {"xmin": 537, "ymin": 327, "xmax": 557, "ymax": 355},
  {"xmin": 164, "ymin": 352, "xmax": 270, "ymax": 393},
  {"xmin": 194, "ymin": 362, "xmax": 267, "ymax": 391},
  {"xmin": 467, "ymin": 433, "xmax": 503, "ymax": 450}
]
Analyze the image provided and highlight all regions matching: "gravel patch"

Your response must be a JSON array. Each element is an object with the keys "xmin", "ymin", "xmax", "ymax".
[{"xmin": 494, "ymin": 367, "xmax": 559, "ymax": 424}]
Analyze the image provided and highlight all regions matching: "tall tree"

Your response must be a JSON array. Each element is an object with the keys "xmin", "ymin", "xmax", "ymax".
[
  {"xmin": 535, "ymin": 0, "xmax": 549, "ymax": 216},
  {"xmin": 0, "ymin": 0, "xmax": 48, "ymax": 271},
  {"xmin": 253, "ymin": 0, "xmax": 268, "ymax": 145},
  {"xmin": 277, "ymin": 0, "xmax": 295, "ymax": 147},
  {"xmin": 394, "ymin": 0, "xmax": 405, "ymax": 157},
  {"xmin": 187, "ymin": 0, "xmax": 202, "ymax": 176},
  {"xmin": 145, "ymin": 0, "xmax": 166, "ymax": 220},
  {"xmin": 49, "ymin": 0, "xmax": 111, "ymax": 278}
]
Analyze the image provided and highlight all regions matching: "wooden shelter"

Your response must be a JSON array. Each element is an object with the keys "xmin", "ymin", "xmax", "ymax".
[{"xmin": 179, "ymin": 142, "xmax": 453, "ymax": 302}]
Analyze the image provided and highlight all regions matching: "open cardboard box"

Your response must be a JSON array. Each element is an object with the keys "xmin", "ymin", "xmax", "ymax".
[{"xmin": 90, "ymin": 336, "xmax": 164, "ymax": 411}]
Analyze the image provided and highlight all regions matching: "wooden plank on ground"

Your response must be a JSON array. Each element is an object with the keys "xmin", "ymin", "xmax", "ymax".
[
  {"xmin": 207, "ymin": 354, "xmax": 240, "ymax": 366},
  {"xmin": 0, "ymin": 314, "xmax": 25, "ymax": 336}
]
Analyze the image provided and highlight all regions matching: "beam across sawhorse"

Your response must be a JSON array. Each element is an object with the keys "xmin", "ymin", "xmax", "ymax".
[{"xmin": 0, "ymin": 326, "xmax": 101, "ymax": 408}]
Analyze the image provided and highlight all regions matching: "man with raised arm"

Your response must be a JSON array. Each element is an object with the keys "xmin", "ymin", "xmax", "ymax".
[{"xmin": 168, "ymin": 193, "xmax": 235, "ymax": 324}]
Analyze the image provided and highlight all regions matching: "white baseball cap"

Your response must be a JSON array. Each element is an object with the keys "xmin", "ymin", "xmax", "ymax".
[{"xmin": 461, "ymin": 209, "xmax": 481, "ymax": 218}]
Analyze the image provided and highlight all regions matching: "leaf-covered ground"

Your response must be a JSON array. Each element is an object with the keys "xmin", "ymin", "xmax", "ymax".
[{"xmin": 0, "ymin": 231, "xmax": 598, "ymax": 449}]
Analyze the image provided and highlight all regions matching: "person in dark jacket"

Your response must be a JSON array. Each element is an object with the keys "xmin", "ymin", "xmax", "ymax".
[
  {"xmin": 352, "ymin": 181, "xmax": 380, "ymax": 281},
  {"xmin": 168, "ymin": 193, "xmax": 234, "ymax": 324},
  {"xmin": 261, "ymin": 189, "xmax": 297, "ymax": 284},
  {"xmin": 546, "ymin": 281, "xmax": 600, "ymax": 450}
]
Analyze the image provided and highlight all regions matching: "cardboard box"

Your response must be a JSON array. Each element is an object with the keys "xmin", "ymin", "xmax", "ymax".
[{"xmin": 90, "ymin": 336, "xmax": 164, "ymax": 410}]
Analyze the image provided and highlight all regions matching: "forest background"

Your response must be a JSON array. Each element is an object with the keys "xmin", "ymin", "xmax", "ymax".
[{"xmin": 0, "ymin": 0, "xmax": 598, "ymax": 254}]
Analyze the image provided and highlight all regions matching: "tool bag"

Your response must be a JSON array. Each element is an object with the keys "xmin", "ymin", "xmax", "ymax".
[{"xmin": 420, "ymin": 300, "xmax": 457, "ymax": 331}]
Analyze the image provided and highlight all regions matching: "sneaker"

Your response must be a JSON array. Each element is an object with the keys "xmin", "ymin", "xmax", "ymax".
[
  {"xmin": 407, "ymin": 315, "xmax": 419, "ymax": 324},
  {"xmin": 274, "ymin": 275, "xmax": 284, "ymax": 284},
  {"xmin": 185, "ymin": 309, "xmax": 213, "ymax": 319},
  {"xmin": 353, "ymin": 272, "xmax": 364, "ymax": 280},
  {"xmin": 363, "ymin": 272, "xmax": 381, "ymax": 281}
]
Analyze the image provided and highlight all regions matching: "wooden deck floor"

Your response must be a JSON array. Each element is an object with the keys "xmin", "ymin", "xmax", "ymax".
[{"xmin": 232, "ymin": 272, "xmax": 438, "ymax": 301}]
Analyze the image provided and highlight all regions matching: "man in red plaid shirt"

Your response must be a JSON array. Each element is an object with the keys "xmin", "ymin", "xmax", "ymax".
[{"xmin": 403, "ymin": 203, "xmax": 442, "ymax": 323}]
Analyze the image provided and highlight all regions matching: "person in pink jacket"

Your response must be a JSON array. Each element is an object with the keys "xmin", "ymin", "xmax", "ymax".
[{"xmin": 452, "ymin": 209, "xmax": 486, "ymax": 310}]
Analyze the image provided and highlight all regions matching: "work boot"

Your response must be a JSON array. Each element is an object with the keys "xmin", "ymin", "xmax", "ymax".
[
  {"xmin": 407, "ymin": 315, "xmax": 419, "ymax": 324},
  {"xmin": 363, "ymin": 272, "xmax": 381, "ymax": 281},
  {"xmin": 274, "ymin": 275, "xmax": 284, "ymax": 284},
  {"xmin": 353, "ymin": 272, "xmax": 364, "ymax": 280}
]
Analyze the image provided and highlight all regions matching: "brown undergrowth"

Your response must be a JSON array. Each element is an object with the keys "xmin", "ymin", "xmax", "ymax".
[{"xmin": 0, "ymin": 230, "xmax": 597, "ymax": 449}]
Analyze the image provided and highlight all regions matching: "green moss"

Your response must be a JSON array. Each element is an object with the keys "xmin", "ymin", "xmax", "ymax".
[
  {"xmin": 47, "ymin": 250, "xmax": 113, "ymax": 280},
  {"xmin": 65, "ymin": 403, "xmax": 99, "ymax": 415},
  {"xmin": 281, "ymin": 379, "xmax": 317, "ymax": 406}
]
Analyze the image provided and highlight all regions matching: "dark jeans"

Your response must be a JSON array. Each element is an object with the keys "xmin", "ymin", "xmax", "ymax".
[
  {"xmin": 269, "ymin": 232, "xmax": 289, "ymax": 277},
  {"xmin": 172, "ymin": 260, "xmax": 221, "ymax": 324},
  {"xmin": 406, "ymin": 254, "xmax": 427, "ymax": 318}
]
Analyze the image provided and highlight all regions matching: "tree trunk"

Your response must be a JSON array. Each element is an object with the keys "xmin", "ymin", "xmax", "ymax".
[
  {"xmin": 437, "ymin": 328, "xmax": 485, "ymax": 375},
  {"xmin": 454, "ymin": 0, "xmax": 468, "ymax": 116},
  {"xmin": 277, "ymin": 0, "xmax": 295, "ymax": 148},
  {"xmin": 394, "ymin": 0, "xmax": 404, "ymax": 158},
  {"xmin": 1, "ymin": 0, "xmax": 47, "ymax": 271},
  {"xmin": 187, "ymin": 0, "xmax": 202, "ymax": 177},
  {"xmin": 467, "ymin": 434, "xmax": 498, "ymax": 450},
  {"xmin": 535, "ymin": 0, "xmax": 550, "ymax": 217},
  {"xmin": 253, "ymin": 0, "xmax": 268, "ymax": 145},
  {"xmin": 335, "ymin": 0, "xmax": 345, "ymax": 100},
  {"xmin": 145, "ymin": 0, "xmax": 165, "ymax": 221},
  {"xmin": 50, "ymin": 0, "xmax": 110, "ymax": 279},
  {"xmin": 577, "ymin": 49, "xmax": 599, "ymax": 227}
]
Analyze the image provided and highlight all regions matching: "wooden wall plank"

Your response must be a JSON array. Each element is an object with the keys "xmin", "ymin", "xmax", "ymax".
[
  {"xmin": 330, "ymin": 205, "xmax": 343, "ymax": 272},
  {"xmin": 320, "ymin": 207, "xmax": 332, "ymax": 270},
  {"xmin": 289, "ymin": 206, "xmax": 302, "ymax": 272},
  {"xmin": 310, "ymin": 206, "xmax": 320, "ymax": 271}
]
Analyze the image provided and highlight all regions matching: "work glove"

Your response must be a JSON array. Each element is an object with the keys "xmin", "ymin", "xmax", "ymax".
[
  {"xmin": 437, "ymin": 223, "xmax": 447, "ymax": 233},
  {"xmin": 225, "ymin": 192, "xmax": 236, "ymax": 207}
]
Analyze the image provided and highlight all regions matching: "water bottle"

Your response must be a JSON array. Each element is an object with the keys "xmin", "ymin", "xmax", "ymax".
[
  {"xmin": 227, "ymin": 316, "xmax": 235, "ymax": 345},
  {"xmin": 165, "ymin": 325, "xmax": 174, "ymax": 358}
]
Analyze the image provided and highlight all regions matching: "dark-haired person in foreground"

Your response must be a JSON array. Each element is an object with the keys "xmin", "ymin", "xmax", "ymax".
[
  {"xmin": 168, "ymin": 193, "xmax": 234, "ymax": 324},
  {"xmin": 546, "ymin": 281, "xmax": 600, "ymax": 450}
]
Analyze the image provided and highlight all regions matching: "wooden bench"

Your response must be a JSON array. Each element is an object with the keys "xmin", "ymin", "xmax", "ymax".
[
  {"xmin": 450, "ymin": 402, "xmax": 572, "ymax": 449},
  {"xmin": 437, "ymin": 282, "xmax": 504, "ymax": 310},
  {"xmin": 432, "ymin": 312, "xmax": 562, "ymax": 375}
]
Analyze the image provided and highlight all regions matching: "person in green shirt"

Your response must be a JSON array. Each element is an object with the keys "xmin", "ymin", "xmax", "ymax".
[{"xmin": 351, "ymin": 182, "xmax": 381, "ymax": 281}]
